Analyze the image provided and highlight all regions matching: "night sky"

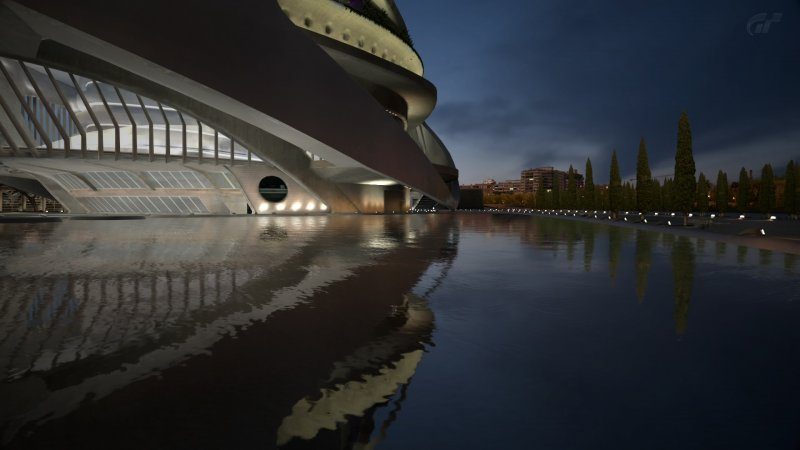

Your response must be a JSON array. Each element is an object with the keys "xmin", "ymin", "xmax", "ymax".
[{"xmin": 400, "ymin": 0, "xmax": 800, "ymax": 184}]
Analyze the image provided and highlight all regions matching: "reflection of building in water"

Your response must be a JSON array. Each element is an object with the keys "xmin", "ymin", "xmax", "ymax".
[
  {"xmin": 0, "ymin": 268, "xmax": 259, "ymax": 379},
  {"xmin": 0, "ymin": 215, "xmax": 457, "ymax": 449},
  {"xmin": 277, "ymin": 293, "xmax": 434, "ymax": 448}
]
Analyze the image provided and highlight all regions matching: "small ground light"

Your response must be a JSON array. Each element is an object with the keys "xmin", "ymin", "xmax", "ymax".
[
  {"xmin": 671, "ymin": 212, "xmax": 675, "ymax": 217},
  {"xmin": 739, "ymin": 214, "xmax": 745, "ymax": 219},
  {"xmin": 624, "ymin": 217, "xmax": 628, "ymax": 221},
  {"xmin": 655, "ymin": 212, "xmax": 659, "ymax": 216},
  {"xmin": 320, "ymin": 204, "xmax": 327, "ymax": 211},
  {"xmin": 643, "ymin": 219, "xmax": 648, "ymax": 223},
  {"xmin": 761, "ymin": 229, "xmax": 766, "ymax": 236},
  {"xmin": 769, "ymin": 215, "xmax": 777, "ymax": 221},
  {"xmin": 291, "ymin": 202, "xmax": 302, "ymax": 211},
  {"xmin": 306, "ymin": 201, "xmax": 316, "ymax": 211},
  {"xmin": 710, "ymin": 214, "xmax": 716, "ymax": 219},
  {"xmin": 258, "ymin": 203, "xmax": 269, "ymax": 212},
  {"xmin": 276, "ymin": 203, "xmax": 286, "ymax": 211},
  {"xmin": 688, "ymin": 213, "xmax": 693, "ymax": 218},
  {"xmin": 668, "ymin": 220, "xmax": 672, "ymax": 226}
]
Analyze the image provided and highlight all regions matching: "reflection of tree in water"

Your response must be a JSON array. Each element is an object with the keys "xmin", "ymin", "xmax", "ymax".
[
  {"xmin": 737, "ymin": 246, "xmax": 748, "ymax": 265},
  {"xmin": 696, "ymin": 238, "xmax": 706, "ymax": 255},
  {"xmin": 583, "ymin": 223, "xmax": 596, "ymax": 272},
  {"xmin": 661, "ymin": 232, "xmax": 675, "ymax": 250},
  {"xmin": 786, "ymin": 253, "xmax": 797, "ymax": 274},
  {"xmin": 608, "ymin": 227, "xmax": 622, "ymax": 284},
  {"xmin": 759, "ymin": 249, "xmax": 772, "ymax": 267},
  {"xmin": 671, "ymin": 237, "xmax": 695, "ymax": 336},
  {"xmin": 634, "ymin": 230, "xmax": 655, "ymax": 303},
  {"xmin": 565, "ymin": 220, "xmax": 578, "ymax": 265},
  {"xmin": 715, "ymin": 241, "xmax": 727, "ymax": 260}
]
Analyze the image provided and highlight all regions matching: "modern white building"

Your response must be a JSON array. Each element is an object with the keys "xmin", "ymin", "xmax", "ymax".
[{"xmin": 0, "ymin": 0, "xmax": 459, "ymax": 214}]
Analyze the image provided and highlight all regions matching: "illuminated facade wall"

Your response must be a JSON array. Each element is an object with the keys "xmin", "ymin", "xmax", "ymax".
[
  {"xmin": 0, "ymin": 57, "xmax": 261, "ymax": 163},
  {"xmin": 0, "ymin": 0, "xmax": 459, "ymax": 215}
]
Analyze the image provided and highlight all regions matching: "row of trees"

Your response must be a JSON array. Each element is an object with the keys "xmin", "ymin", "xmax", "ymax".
[{"xmin": 485, "ymin": 112, "xmax": 800, "ymax": 221}]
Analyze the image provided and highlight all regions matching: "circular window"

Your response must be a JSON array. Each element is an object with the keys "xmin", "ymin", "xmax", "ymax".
[{"xmin": 258, "ymin": 176, "xmax": 288, "ymax": 202}]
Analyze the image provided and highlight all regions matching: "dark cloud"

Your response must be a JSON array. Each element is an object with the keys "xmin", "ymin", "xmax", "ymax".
[{"xmin": 400, "ymin": 0, "xmax": 800, "ymax": 183}]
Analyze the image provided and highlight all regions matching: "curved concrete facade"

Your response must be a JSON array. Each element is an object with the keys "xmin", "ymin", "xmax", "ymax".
[{"xmin": 0, "ymin": 0, "xmax": 459, "ymax": 214}]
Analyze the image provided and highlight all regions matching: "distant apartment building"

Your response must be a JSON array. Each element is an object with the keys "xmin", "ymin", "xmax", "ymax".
[
  {"xmin": 521, "ymin": 167, "xmax": 583, "ymax": 193},
  {"xmin": 493, "ymin": 179, "xmax": 525, "ymax": 194},
  {"xmin": 460, "ymin": 179, "xmax": 497, "ymax": 195}
]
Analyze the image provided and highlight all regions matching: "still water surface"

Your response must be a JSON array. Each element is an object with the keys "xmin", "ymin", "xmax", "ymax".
[{"xmin": 0, "ymin": 214, "xmax": 798, "ymax": 449}]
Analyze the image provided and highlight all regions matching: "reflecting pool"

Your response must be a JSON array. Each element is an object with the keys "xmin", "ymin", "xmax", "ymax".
[{"xmin": 0, "ymin": 214, "xmax": 798, "ymax": 449}]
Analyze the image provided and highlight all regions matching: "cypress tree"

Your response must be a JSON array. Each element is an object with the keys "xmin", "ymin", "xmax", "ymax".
[
  {"xmin": 696, "ymin": 172, "xmax": 710, "ymax": 213},
  {"xmin": 673, "ymin": 112, "xmax": 696, "ymax": 225},
  {"xmin": 537, "ymin": 177, "xmax": 547, "ymax": 209},
  {"xmin": 758, "ymin": 164, "xmax": 776, "ymax": 214},
  {"xmin": 626, "ymin": 182, "xmax": 636, "ymax": 211},
  {"xmin": 737, "ymin": 168, "xmax": 750, "ymax": 213},
  {"xmin": 651, "ymin": 179, "xmax": 663, "ymax": 211},
  {"xmin": 662, "ymin": 178, "xmax": 673, "ymax": 211},
  {"xmin": 636, "ymin": 137, "xmax": 652, "ymax": 213},
  {"xmin": 585, "ymin": 158, "xmax": 595, "ymax": 210},
  {"xmin": 552, "ymin": 175, "xmax": 561, "ymax": 209},
  {"xmin": 784, "ymin": 160, "xmax": 797, "ymax": 216},
  {"xmin": 715, "ymin": 170, "xmax": 728, "ymax": 215},
  {"xmin": 609, "ymin": 150, "xmax": 622, "ymax": 217},
  {"xmin": 566, "ymin": 165, "xmax": 577, "ymax": 209}
]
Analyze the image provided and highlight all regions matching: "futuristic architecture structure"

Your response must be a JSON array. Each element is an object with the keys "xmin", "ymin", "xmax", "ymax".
[{"xmin": 0, "ymin": 0, "xmax": 459, "ymax": 215}]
